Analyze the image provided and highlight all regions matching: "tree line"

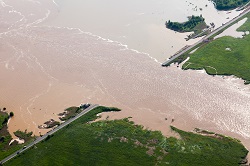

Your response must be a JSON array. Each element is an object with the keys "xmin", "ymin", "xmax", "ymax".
[{"xmin": 212, "ymin": 0, "xmax": 250, "ymax": 10}]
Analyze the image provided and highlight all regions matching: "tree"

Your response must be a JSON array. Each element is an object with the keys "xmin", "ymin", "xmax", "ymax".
[
  {"xmin": 9, "ymin": 112, "xmax": 14, "ymax": 117},
  {"xmin": 3, "ymin": 117, "xmax": 8, "ymax": 124}
]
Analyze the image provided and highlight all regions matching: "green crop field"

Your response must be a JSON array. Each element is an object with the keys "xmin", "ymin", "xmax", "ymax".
[{"xmin": 5, "ymin": 106, "xmax": 248, "ymax": 166}]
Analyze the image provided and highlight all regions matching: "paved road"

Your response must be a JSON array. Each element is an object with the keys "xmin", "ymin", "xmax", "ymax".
[
  {"xmin": 0, "ymin": 104, "xmax": 99, "ymax": 164},
  {"xmin": 162, "ymin": 7, "xmax": 250, "ymax": 66}
]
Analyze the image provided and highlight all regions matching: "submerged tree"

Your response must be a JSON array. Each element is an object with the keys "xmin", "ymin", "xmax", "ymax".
[{"xmin": 9, "ymin": 112, "xmax": 14, "ymax": 117}]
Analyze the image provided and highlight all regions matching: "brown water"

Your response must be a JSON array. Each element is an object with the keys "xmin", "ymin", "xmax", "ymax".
[
  {"xmin": 44, "ymin": 0, "xmax": 241, "ymax": 62},
  {"xmin": 215, "ymin": 17, "xmax": 248, "ymax": 39},
  {"xmin": 1, "ymin": 0, "xmax": 250, "ymax": 153}
]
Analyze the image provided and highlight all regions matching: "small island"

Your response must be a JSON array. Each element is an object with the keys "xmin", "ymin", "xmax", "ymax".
[
  {"xmin": 166, "ymin": 15, "xmax": 206, "ymax": 33},
  {"xmin": 166, "ymin": 15, "xmax": 210, "ymax": 40}
]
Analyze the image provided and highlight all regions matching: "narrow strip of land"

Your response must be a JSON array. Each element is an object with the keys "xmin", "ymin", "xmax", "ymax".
[
  {"xmin": 162, "ymin": 7, "xmax": 250, "ymax": 66},
  {"xmin": 0, "ymin": 104, "xmax": 99, "ymax": 164}
]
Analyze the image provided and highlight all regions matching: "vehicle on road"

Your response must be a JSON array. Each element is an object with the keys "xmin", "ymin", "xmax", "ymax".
[{"xmin": 80, "ymin": 103, "xmax": 91, "ymax": 109}]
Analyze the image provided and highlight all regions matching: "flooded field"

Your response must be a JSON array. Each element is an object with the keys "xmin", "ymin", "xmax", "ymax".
[{"xmin": 0, "ymin": 0, "xmax": 250, "ymax": 152}]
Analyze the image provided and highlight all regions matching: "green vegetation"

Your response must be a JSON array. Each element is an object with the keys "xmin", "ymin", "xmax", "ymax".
[
  {"xmin": 9, "ymin": 112, "xmax": 14, "ymax": 117},
  {"xmin": 211, "ymin": 0, "xmax": 250, "ymax": 10},
  {"xmin": 0, "ymin": 111, "xmax": 8, "ymax": 129},
  {"xmin": 168, "ymin": 127, "xmax": 248, "ymax": 165},
  {"xmin": 162, "ymin": 41, "xmax": 207, "ymax": 66},
  {"xmin": 183, "ymin": 14, "xmax": 250, "ymax": 84},
  {"xmin": 194, "ymin": 128, "xmax": 215, "ymax": 135},
  {"xmin": 5, "ymin": 106, "xmax": 248, "ymax": 166},
  {"xmin": 13, "ymin": 130, "xmax": 33, "ymax": 142},
  {"xmin": 58, "ymin": 106, "xmax": 81, "ymax": 121},
  {"xmin": 166, "ymin": 15, "xmax": 206, "ymax": 33},
  {"xmin": 237, "ymin": 14, "xmax": 250, "ymax": 31},
  {"xmin": 0, "ymin": 111, "xmax": 13, "ymax": 160},
  {"xmin": 0, "ymin": 111, "xmax": 34, "ymax": 161},
  {"xmin": 40, "ymin": 119, "xmax": 60, "ymax": 129},
  {"xmin": 59, "ymin": 106, "xmax": 121, "ymax": 121},
  {"xmin": 46, "ymin": 121, "xmax": 60, "ymax": 128}
]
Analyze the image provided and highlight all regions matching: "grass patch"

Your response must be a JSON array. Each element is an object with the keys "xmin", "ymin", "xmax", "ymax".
[
  {"xmin": 59, "ymin": 106, "xmax": 81, "ymax": 121},
  {"xmin": 4, "ymin": 106, "xmax": 248, "ymax": 166},
  {"xmin": 167, "ymin": 126, "xmax": 248, "ymax": 165},
  {"xmin": 13, "ymin": 130, "xmax": 33, "ymax": 142},
  {"xmin": 183, "ymin": 15, "xmax": 250, "ymax": 83},
  {"xmin": 237, "ymin": 14, "xmax": 250, "ymax": 31},
  {"xmin": 43, "ymin": 120, "xmax": 60, "ymax": 129}
]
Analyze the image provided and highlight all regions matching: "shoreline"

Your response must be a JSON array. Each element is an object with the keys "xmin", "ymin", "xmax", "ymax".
[
  {"xmin": 1, "ymin": 0, "xmax": 250, "ymax": 163},
  {"xmin": 90, "ymin": 106, "xmax": 250, "ymax": 163},
  {"xmin": 2, "ymin": 105, "xmax": 249, "ymax": 164},
  {"xmin": 2, "ymin": 106, "xmax": 248, "ymax": 165},
  {"xmin": 3, "ymin": 26, "xmax": 250, "ymax": 156}
]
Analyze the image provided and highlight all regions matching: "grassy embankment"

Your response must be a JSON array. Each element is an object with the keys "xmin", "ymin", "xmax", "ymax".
[
  {"xmin": 163, "ymin": 1, "xmax": 250, "ymax": 66},
  {"xmin": 0, "ymin": 111, "xmax": 34, "ymax": 161},
  {"xmin": 5, "ymin": 106, "xmax": 248, "ymax": 166},
  {"xmin": 211, "ymin": 0, "xmax": 250, "ymax": 10},
  {"xmin": 182, "ymin": 13, "xmax": 250, "ymax": 84},
  {"xmin": 166, "ymin": 15, "xmax": 208, "ymax": 40},
  {"xmin": 166, "ymin": 12, "xmax": 250, "ymax": 66}
]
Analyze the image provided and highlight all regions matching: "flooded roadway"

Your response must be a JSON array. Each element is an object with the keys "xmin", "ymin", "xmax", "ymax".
[{"xmin": 0, "ymin": 0, "xmax": 250, "ymax": 151}]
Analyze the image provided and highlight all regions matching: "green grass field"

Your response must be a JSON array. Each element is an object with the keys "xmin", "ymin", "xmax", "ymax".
[
  {"xmin": 183, "ymin": 14, "xmax": 250, "ymax": 84},
  {"xmin": 238, "ymin": 14, "xmax": 250, "ymax": 31},
  {"xmin": 5, "ymin": 106, "xmax": 248, "ymax": 166}
]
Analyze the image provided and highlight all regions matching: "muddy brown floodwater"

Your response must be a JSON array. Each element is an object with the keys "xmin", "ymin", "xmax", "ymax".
[{"xmin": 0, "ymin": 0, "xmax": 250, "ymax": 156}]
